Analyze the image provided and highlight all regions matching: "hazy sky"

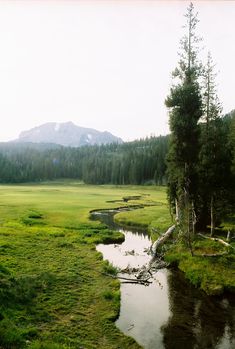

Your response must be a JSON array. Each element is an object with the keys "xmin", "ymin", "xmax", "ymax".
[{"xmin": 0, "ymin": 1, "xmax": 235, "ymax": 142}]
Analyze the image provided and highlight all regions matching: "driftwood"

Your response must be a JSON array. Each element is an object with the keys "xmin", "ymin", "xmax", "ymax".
[{"xmin": 151, "ymin": 225, "xmax": 176, "ymax": 256}]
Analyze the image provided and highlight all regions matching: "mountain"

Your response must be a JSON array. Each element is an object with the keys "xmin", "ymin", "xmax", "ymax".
[{"xmin": 13, "ymin": 122, "xmax": 123, "ymax": 147}]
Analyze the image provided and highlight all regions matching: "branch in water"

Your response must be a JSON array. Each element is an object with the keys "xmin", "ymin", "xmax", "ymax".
[{"xmin": 102, "ymin": 272, "xmax": 152, "ymax": 285}]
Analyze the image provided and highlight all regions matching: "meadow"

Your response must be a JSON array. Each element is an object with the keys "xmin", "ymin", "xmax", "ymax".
[
  {"xmin": 0, "ymin": 181, "xmax": 169, "ymax": 349},
  {"xmin": 0, "ymin": 181, "xmax": 234, "ymax": 348}
]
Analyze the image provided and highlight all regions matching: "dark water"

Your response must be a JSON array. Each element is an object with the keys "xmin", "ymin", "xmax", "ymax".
[{"xmin": 92, "ymin": 211, "xmax": 235, "ymax": 349}]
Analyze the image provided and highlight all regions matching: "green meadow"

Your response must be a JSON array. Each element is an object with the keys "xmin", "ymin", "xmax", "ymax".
[
  {"xmin": 0, "ymin": 181, "xmax": 234, "ymax": 348},
  {"xmin": 0, "ymin": 181, "xmax": 168, "ymax": 349}
]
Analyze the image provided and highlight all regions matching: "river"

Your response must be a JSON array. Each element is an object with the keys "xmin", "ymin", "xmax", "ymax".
[{"xmin": 92, "ymin": 210, "xmax": 235, "ymax": 349}]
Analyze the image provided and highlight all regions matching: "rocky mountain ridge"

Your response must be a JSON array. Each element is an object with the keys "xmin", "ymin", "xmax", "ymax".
[{"xmin": 13, "ymin": 122, "xmax": 123, "ymax": 147}]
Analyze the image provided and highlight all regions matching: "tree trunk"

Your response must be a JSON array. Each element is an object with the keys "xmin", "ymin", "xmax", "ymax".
[
  {"xmin": 175, "ymin": 199, "xmax": 179, "ymax": 223},
  {"xmin": 210, "ymin": 195, "xmax": 215, "ymax": 236},
  {"xmin": 151, "ymin": 225, "xmax": 176, "ymax": 256}
]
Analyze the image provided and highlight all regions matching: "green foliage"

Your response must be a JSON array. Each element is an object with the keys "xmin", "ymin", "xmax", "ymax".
[
  {"xmin": 165, "ymin": 3, "xmax": 203, "ymax": 224},
  {"xmin": 0, "ymin": 135, "xmax": 169, "ymax": 186},
  {"xmin": 196, "ymin": 53, "xmax": 234, "ymax": 231},
  {"xmin": 165, "ymin": 3, "xmax": 235, "ymax": 237}
]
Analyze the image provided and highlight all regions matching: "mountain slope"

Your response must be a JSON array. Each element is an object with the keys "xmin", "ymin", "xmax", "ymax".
[{"xmin": 14, "ymin": 122, "xmax": 123, "ymax": 147}]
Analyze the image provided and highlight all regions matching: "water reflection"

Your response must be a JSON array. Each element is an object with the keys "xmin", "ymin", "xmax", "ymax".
[
  {"xmin": 93, "ymin": 210, "xmax": 235, "ymax": 349},
  {"xmin": 91, "ymin": 210, "xmax": 148, "ymax": 235},
  {"xmin": 116, "ymin": 270, "xmax": 170, "ymax": 349},
  {"xmin": 162, "ymin": 270, "xmax": 235, "ymax": 349}
]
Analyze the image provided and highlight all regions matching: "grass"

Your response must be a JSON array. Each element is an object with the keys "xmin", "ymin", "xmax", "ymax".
[
  {"xmin": 113, "ymin": 186, "xmax": 171, "ymax": 235},
  {"xmin": 164, "ymin": 239, "xmax": 235, "ymax": 295},
  {"xmin": 0, "ymin": 181, "xmax": 234, "ymax": 348},
  {"xmin": 0, "ymin": 182, "xmax": 152, "ymax": 349}
]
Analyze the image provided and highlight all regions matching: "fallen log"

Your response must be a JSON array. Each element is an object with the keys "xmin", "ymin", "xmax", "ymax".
[
  {"xmin": 200, "ymin": 251, "xmax": 229, "ymax": 257},
  {"xmin": 102, "ymin": 272, "xmax": 151, "ymax": 285},
  {"xmin": 118, "ymin": 275, "xmax": 151, "ymax": 284},
  {"xmin": 198, "ymin": 233, "xmax": 235, "ymax": 250},
  {"xmin": 133, "ymin": 225, "xmax": 176, "ymax": 279},
  {"xmin": 103, "ymin": 224, "xmax": 176, "ymax": 286},
  {"xmin": 119, "ymin": 277, "xmax": 152, "ymax": 285},
  {"xmin": 151, "ymin": 225, "xmax": 176, "ymax": 256}
]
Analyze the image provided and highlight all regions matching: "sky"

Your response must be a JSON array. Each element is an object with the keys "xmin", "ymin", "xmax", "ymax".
[{"xmin": 0, "ymin": 0, "xmax": 235, "ymax": 142}]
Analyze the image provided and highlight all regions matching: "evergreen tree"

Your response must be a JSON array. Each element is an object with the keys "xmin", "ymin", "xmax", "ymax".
[
  {"xmin": 0, "ymin": 136, "xmax": 169, "ymax": 185},
  {"xmin": 165, "ymin": 3, "xmax": 203, "ymax": 250},
  {"xmin": 198, "ymin": 53, "xmax": 233, "ymax": 234},
  {"xmin": 198, "ymin": 53, "xmax": 221, "ymax": 233}
]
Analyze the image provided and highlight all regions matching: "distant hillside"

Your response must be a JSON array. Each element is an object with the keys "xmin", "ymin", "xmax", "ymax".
[
  {"xmin": 13, "ymin": 122, "xmax": 123, "ymax": 147},
  {"xmin": 0, "ymin": 135, "xmax": 169, "ymax": 185}
]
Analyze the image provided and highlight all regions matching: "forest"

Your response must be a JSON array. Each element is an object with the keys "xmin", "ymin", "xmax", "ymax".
[
  {"xmin": 0, "ymin": 108, "xmax": 234, "ymax": 193},
  {"xmin": 0, "ymin": 135, "xmax": 169, "ymax": 185},
  {"xmin": 164, "ymin": 3, "xmax": 235, "ymax": 237}
]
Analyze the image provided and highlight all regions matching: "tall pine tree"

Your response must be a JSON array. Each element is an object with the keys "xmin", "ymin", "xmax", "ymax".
[
  {"xmin": 198, "ymin": 53, "xmax": 233, "ymax": 234},
  {"xmin": 165, "ymin": 3, "xmax": 203, "ymax": 250}
]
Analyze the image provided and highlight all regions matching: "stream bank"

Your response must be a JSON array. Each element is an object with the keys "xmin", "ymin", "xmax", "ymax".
[
  {"xmin": 92, "ymin": 209, "xmax": 235, "ymax": 349},
  {"xmin": 112, "ymin": 205, "xmax": 235, "ymax": 296}
]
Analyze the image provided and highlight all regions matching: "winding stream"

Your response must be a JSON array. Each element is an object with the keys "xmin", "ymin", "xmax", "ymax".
[{"xmin": 92, "ymin": 210, "xmax": 235, "ymax": 349}]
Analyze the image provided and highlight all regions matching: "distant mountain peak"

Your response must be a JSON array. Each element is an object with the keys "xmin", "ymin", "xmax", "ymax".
[{"xmin": 14, "ymin": 122, "xmax": 123, "ymax": 147}]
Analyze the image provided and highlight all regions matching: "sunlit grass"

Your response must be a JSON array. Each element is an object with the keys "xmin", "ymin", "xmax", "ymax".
[
  {"xmin": 0, "ymin": 180, "xmax": 234, "ymax": 348},
  {"xmin": 1, "ymin": 181, "xmax": 153, "ymax": 348}
]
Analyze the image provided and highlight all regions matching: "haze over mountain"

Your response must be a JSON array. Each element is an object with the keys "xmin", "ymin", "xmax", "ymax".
[{"xmin": 13, "ymin": 122, "xmax": 123, "ymax": 147}]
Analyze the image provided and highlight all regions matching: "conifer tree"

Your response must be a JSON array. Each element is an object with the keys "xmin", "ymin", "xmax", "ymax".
[
  {"xmin": 165, "ymin": 3, "xmax": 203, "ymax": 250},
  {"xmin": 199, "ymin": 53, "xmax": 233, "ymax": 234}
]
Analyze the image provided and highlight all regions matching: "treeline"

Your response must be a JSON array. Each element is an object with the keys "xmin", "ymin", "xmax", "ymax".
[
  {"xmin": 0, "ymin": 111, "xmax": 234, "ymax": 189},
  {"xmin": 0, "ymin": 135, "xmax": 169, "ymax": 185}
]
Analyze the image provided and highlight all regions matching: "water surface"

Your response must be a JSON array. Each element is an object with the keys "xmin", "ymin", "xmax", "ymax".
[{"xmin": 94, "ymin": 210, "xmax": 235, "ymax": 349}]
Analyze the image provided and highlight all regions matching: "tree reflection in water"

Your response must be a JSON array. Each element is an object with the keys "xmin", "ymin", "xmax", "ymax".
[{"xmin": 161, "ymin": 270, "xmax": 235, "ymax": 349}]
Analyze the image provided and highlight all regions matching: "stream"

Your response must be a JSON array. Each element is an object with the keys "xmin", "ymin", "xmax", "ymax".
[{"xmin": 92, "ymin": 210, "xmax": 235, "ymax": 349}]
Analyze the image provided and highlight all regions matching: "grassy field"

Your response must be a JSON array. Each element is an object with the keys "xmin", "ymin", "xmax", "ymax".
[
  {"xmin": 0, "ymin": 181, "xmax": 169, "ymax": 349},
  {"xmin": 114, "ymin": 186, "xmax": 171, "ymax": 238},
  {"xmin": 0, "ymin": 181, "xmax": 234, "ymax": 348}
]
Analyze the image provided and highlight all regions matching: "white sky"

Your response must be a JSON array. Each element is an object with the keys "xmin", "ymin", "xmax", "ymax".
[{"xmin": 0, "ymin": 0, "xmax": 235, "ymax": 142}]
